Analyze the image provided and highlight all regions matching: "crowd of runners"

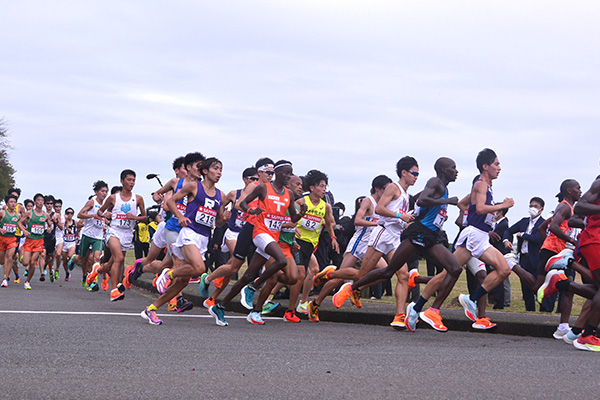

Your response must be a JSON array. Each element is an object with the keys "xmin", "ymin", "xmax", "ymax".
[{"xmin": 2, "ymin": 148, "xmax": 600, "ymax": 352}]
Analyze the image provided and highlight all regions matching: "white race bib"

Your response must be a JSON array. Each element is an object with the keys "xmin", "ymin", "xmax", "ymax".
[
  {"xmin": 195, "ymin": 205, "xmax": 217, "ymax": 227},
  {"xmin": 300, "ymin": 214, "xmax": 322, "ymax": 231}
]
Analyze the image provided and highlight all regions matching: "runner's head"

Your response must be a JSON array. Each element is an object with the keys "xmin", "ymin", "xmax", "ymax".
[
  {"xmin": 200, "ymin": 157, "xmax": 222, "ymax": 183},
  {"xmin": 287, "ymin": 175, "xmax": 304, "ymax": 199},
  {"xmin": 274, "ymin": 160, "xmax": 293, "ymax": 186},
  {"xmin": 242, "ymin": 167, "xmax": 259, "ymax": 186},
  {"xmin": 34, "ymin": 193, "xmax": 45, "ymax": 209},
  {"xmin": 120, "ymin": 169, "xmax": 136, "ymax": 192},
  {"xmin": 44, "ymin": 195, "xmax": 55, "ymax": 211},
  {"xmin": 559, "ymin": 179, "xmax": 581, "ymax": 202},
  {"xmin": 111, "ymin": 186, "xmax": 122, "ymax": 195},
  {"xmin": 396, "ymin": 156, "xmax": 419, "ymax": 187},
  {"xmin": 7, "ymin": 187, "xmax": 20, "ymax": 200},
  {"xmin": 354, "ymin": 196, "xmax": 366, "ymax": 215},
  {"xmin": 476, "ymin": 148, "xmax": 500, "ymax": 179},
  {"xmin": 54, "ymin": 199, "xmax": 63, "ymax": 213},
  {"xmin": 255, "ymin": 157, "xmax": 275, "ymax": 183},
  {"xmin": 93, "ymin": 180, "xmax": 109, "ymax": 201},
  {"xmin": 304, "ymin": 169, "xmax": 328, "ymax": 198},
  {"xmin": 371, "ymin": 174, "xmax": 392, "ymax": 197},
  {"xmin": 65, "ymin": 207, "xmax": 74, "ymax": 220},
  {"xmin": 172, "ymin": 155, "xmax": 188, "ymax": 179},
  {"xmin": 24, "ymin": 199, "xmax": 33, "ymax": 210},
  {"xmin": 184, "ymin": 152, "xmax": 206, "ymax": 179},
  {"xmin": 4, "ymin": 194, "xmax": 17, "ymax": 210},
  {"xmin": 434, "ymin": 157, "xmax": 458, "ymax": 183}
]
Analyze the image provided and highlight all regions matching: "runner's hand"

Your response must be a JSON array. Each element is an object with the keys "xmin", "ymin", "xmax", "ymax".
[
  {"xmin": 248, "ymin": 207, "xmax": 264, "ymax": 215},
  {"xmin": 178, "ymin": 216, "xmax": 190, "ymax": 228}
]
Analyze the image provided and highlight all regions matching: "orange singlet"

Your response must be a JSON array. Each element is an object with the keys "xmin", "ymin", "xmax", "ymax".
[
  {"xmin": 252, "ymin": 183, "xmax": 291, "ymax": 242},
  {"xmin": 242, "ymin": 181, "xmax": 260, "ymax": 226},
  {"xmin": 541, "ymin": 200, "xmax": 574, "ymax": 254}
]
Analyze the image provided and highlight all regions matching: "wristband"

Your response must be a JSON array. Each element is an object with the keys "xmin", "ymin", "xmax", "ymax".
[
  {"xmin": 396, "ymin": 212, "xmax": 403, "ymax": 219},
  {"xmin": 331, "ymin": 236, "xmax": 337, "ymax": 240}
]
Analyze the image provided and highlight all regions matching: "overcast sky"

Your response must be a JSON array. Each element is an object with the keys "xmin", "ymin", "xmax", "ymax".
[{"xmin": 2, "ymin": 1, "xmax": 599, "ymax": 240}]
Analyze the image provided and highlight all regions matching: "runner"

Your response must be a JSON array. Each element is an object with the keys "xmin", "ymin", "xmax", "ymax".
[
  {"xmin": 209, "ymin": 160, "xmax": 307, "ymax": 326},
  {"xmin": 17, "ymin": 193, "xmax": 52, "ymax": 289},
  {"xmin": 50, "ymin": 199, "xmax": 64, "ymax": 282},
  {"xmin": 60, "ymin": 207, "xmax": 77, "ymax": 281},
  {"xmin": 1, "ymin": 194, "xmax": 20, "ymax": 287},
  {"xmin": 141, "ymin": 157, "xmax": 225, "ymax": 325},
  {"xmin": 329, "ymin": 157, "xmax": 418, "ymax": 321},
  {"xmin": 39, "ymin": 195, "xmax": 57, "ymax": 281},
  {"xmin": 68, "ymin": 181, "xmax": 109, "ymax": 287},
  {"xmin": 309, "ymin": 175, "xmax": 392, "ymax": 322},
  {"xmin": 7, "ymin": 188, "xmax": 23, "ymax": 283},
  {"xmin": 294, "ymin": 169, "xmax": 339, "ymax": 314},
  {"xmin": 90, "ymin": 170, "xmax": 147, "ymax": 301}
]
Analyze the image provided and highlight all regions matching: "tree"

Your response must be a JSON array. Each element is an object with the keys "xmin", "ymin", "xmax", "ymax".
[{"xmin": 0, "ymin": 119, "xmax": 16, "ymax": 199}]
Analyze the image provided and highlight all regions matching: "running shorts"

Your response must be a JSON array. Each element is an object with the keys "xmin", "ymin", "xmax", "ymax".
[
  {"xmin": 80, "ymin": 234, "xmax": 103, "ymax": 258},
  {"xmin": 171, "ymin": 227, "xmax": 209, "ymax": 260},
  {"xmin": 279, "ymin": 241, "xmax": 293, "ymax": 259},
  {"xmin": 23, "ymin": 238, "xmax": 44, "ymax": 253},
  {"xmin": 105, "ymin": 227, "xmax": 134, "ymax": 252},
  {"xmin": 221, "ymin": 228, "xmax": 240, "ymax": 254},
  {"xmin": 151, "ymin": 221, "xmax": 168, "ymax": 249},
  {"xmin": 368, "ymin": 225, "xmax": 400, "ymax": 256},
  {"xmin": 344, "ymin": 233, "xmax": 369, "ymax": 261},
  {"xmin": 455, "ymin": 225, "xmax": 492, "ymax": 259},
  {"xmin": 466, "ymin": 257, "xmax": 486, "ymax": 275},
  {"xmin": 579, "ymin": 244, "xmax": 600, "ymax": 273},
  {"xmin": 253, "ymin": 232, "xmax": 276, "ymax": 259},
  {"xmin": 0, "ymin": 236, "xmax": 18, "ymax": 252},
  {"xmin": 233, "ymin": 222, "xmax": 254, "ymax": 261},
  {"xmin": 401, "ymin": 221, "xmax": 446, "ymax": 254}
]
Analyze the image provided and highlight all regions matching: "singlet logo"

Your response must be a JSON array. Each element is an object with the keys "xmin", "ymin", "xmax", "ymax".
[{"xmin": 120, "ymin": 203, "xmax": 132, "ymax": 214}]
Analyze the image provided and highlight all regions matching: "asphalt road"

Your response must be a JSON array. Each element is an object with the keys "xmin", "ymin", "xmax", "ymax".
[{"xmin": 1, "ymin": 277, "xmax": 598, "ymax": 399}]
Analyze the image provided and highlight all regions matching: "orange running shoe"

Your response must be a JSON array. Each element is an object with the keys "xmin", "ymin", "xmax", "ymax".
[
  {"xmin": 101, "ymin": 274, "xmax": 110, "ymax": 291},
  {"xmin": 308, "ymin": 300, "xmax": 320, "ymax": 322},
  {"xmin": 152, "ymin": 273, "xmax": 159, "ymax": 287},
  {"xmin": 123, "ymin": 265, "xmax": 134, "ymax": 289},
  {"xmin": 408, "ymin": 269, "xmax": 420, "ymax": 291},
  {"xmin": 214, "ymin": 275, "xmax": 225, "ymax": 289},
  {"xmin": 419, "ymin": 308, "xmax": 448, "ymax": 332},
  {"xmin": 203, "ymin": 297, "xmax": 216, "ymax": 309},
  {"xmin": 110, "ymin": 284, "xmax": 125, "ymax": 302},
  {"xmin": 168, "ymin": 297, "xmax": 178, "ymax": 311},
  {"xmin": 86, "ymin": 263, "xmax": 101, "ymax": 285},
  {"xmin": 283, "ymin": 310, "xmax": 301, "ymax": 323},
  {"xmin": 313, "ymin": 265, "xmax": 336, "ymax": 287},
  {"xmin": 472, "ymin": 317, "xmax": 497, "ymax": 330},
  {"xmin": 390, "ymin": 313, "xmax": 406, "ymax": 330},
  {"xmin": 332, "ymin": 282, "xmax": 353, "ymax": 308},
  {"xmin": 350, "ymin": 289, "xmax": 362, "ymax": 308}
]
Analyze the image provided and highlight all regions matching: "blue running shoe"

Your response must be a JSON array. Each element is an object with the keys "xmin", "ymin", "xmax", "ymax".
[
  {"xmin": 563, "ymin": 329, "xmax": 580, "ymax": 345},
  {"xmin": 68, "ymin": 255, "xmax": 77, "ymax": 271},
  {"xmin": 199, "ymin": 272, "xmax": 210, "ymax": 298},
  {"xmin": 458, "ymin": 294, "xmax": 477, "ymax": 322},
  {"xmin": 405, "ymin": 302, "xmax": 419, "ymax": 332},
  {"xmin": 240, "ymin": 285, "xmax": 256, "ymax": 310},
  {"xmin": 208, "ymin": 305, "xmax": 228, "ymax": 326},
  {"xmin": 246, "ymin": 311, "xmax": 265, "ymax": 325},
  {"xmin": 262, "ymin": 301, "xmax": 280, "ymax": 314}
]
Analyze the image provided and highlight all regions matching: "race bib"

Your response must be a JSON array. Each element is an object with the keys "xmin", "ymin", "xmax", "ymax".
[
  {"xmin": 433, "ymin": 208, "xmax": 448, "ymax": 229},
  {"xmin": 234, "ymin": 213, "xmax": 245, "ymax": 228},
  {"xmin": 300, "ymin": 214, "xmax": 322, "ymax": 231},
  {"xmin": 93, "ymin": 217, "xmax": 105, "ymax": 228},
  {"xmin": 116, "ymin": 213, "xmax": 133, "ymax": 229},
  {"xmin": 32, "ymin": 224, "xmax": 45, "ymax": 235},
  {"xmin": 3, "ymin": 222, "xmax": 16, "ymax": 233},
  {"xmin": 485, "ymin": 213, "xmax": 494, "ymax": 227},
  {"xmin": 195, "ymin": 205, "xmax": 217, "ymax": 227},
  {"xmin": 264, "ymin": 213, "xmax": 287, "ymax": 232},
  {"xmin": 176, "ymin": 202, "xmax": 187, "ymax": 213},
  {"xmin": 64, "ymin": 233, "xmax": 77, "ymax": 242}
]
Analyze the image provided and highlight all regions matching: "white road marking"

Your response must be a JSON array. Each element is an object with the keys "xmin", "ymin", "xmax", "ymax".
[{"xmin": 0, "ymin": 310, "xmax": 282, "ymax": 320}]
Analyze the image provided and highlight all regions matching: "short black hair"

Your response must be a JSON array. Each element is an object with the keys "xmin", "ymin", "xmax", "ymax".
[
  {"xmin": 334, "ymin": 202, "xmax": 345, "ymax": 212},
  {"xmin": 172, "ymin": 156, "xmax": 186, "ymax": 171},
  {"xmin": 184, "ymin": 152, "xmax": 206, "ymax": 167},
  {"xmin": 34, "ymin": 193, "xmax": 44, "ymax": 201},
  {"xmin": 93, "ymin": 180, "xmax": 108, "ymax": 192},
  {"xmin": 530, "ymin": 197, "xmax": 545, "ymax": 208},
  {"xmin": 65, "ymin": 207, "xmax": 74, "ymax": 214},
  {"xmin": 24, "ymin": 199, "xmax": 33, "ymax": 207},
  {"xmin": 111, "ymin": 186, "xmax": 122, "ymax": 195},
  {"xmin": 4, "ymin": 194, "xmax": 17, "ymax": 204},
  {"xmin": 54, "ymin": 199, "xmax": 63, "ymax": 205},
  {"xmin": 396, "ymin": 156, "xmax": 418, "ymax": 178},
  {"xmin": 44, "ymin": 195, "xmax": 55, "ymax": 203},
  {"xmin": 476, "ymin": 148, "xmax": 497, "ymax": 173},
  {"xmin": 120, "ymin": 169, "xmax": 136, "ymax": 181},
  {"xmin": 304, "ymin": 169, "xmax": 328, "ymax": 190},
  {"xmin": 8, "ymin": 187, "xmax": 21, "ymax": 197},
  {"xmin": 200, "ymin": 157, "xmax": 222, "ymax": 177},
  {"xmin": 242, "ymin": 167, "xmax": 257, "ymax": 178},
  {"xmin": 255, "ymin": 157, "xmax": 274, "ymax": 169},
  {"xmin": 372, "ymin": 174, "xmax": 392, "ymax": 191}
]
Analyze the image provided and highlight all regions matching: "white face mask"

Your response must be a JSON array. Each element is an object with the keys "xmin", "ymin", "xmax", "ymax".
[{"xmin": 529, "ymin": 207, "xmax": 540, "ymax": 218}]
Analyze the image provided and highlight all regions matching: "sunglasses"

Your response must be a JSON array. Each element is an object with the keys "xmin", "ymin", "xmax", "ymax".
[
  {"xmin": 263, "ymin": 171, "xmax": 274, "ymax": 176},
  {"xmin": 45, "ymin": 202, "xmax": 54, "ymax": 205},
  {"xmin": 66, "ymin": 211, "xmax": 74, "ymax": 215},
  {"xmin": 247, "ymin": 177, "xmax": 259, "ymax": 181},
  {"xmin": 407, "ymin": 170, "xmax": 419, "ymax": 177}
]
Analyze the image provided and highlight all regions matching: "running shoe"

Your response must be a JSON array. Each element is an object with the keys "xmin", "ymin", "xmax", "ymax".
[
  {"xmin": 313, "ymin": 265, "xmax": 336, "ymax": 287},
  {"xmin": 123, "ymin": 265, "xmax": 134, "ymax": 289},
  {"xmin": 203, "ymin": 297, "xmax": 216, "ymax": 309},
  {"xmin": 87, "ymin": 282, "xmax": 99, "ymax": 292},
  {"xmin": 573, "ymin": 335, "xmax": 600, "ymax": 352},
  {"xmin": 86, "ymin": 263, "xmax": 101, "ymax": 285},
  {"xmin": 24, "ymin": 268, "xmax": 28, "ymax": 277},
  {"xmin": 40, "ymin": 272, "xmax": 45, "ymax": 282},
  {"xmin": 390, "ymin": 313, "xmax": 406, "ymax": 330},
  {"xmin": 82, "ymin": 277, "xmax": 87, "ymax": 287},
  {"xmin": 458, "ymin": 294, "xmax": 477, "ymax": 322},
  {"xmin": 67, "ymin": 255, "xmax": 77, "ymax": 271},
  {"xmin": 296, "ymin": 301, "xmax": 309, "ymax": 314},
  {"xmin": 214, "ymin": 275, "xmax": 225, "ymax": 289},
  {"xmin": 262, "ymin": 301, "xmax": 280, "ymax": 314},
  {"xmin": 537, "ymin": 270, "xmax": 567, "ymax": 305},
  {"xmin": 110, "ymin": 285, "xmax": 125, "ymax": 302},
  {"xmin": 405, "ymin": 302, "xmax": 419, "ymax": 332},
  {"xmin": 189, "ymin": 276, "xmax": 201, "ymax": 284},
  {"xmin": 408, "ymin": 269, "xmax": 420, "ymax": 291},
  {"xmin": 283, "ymin": 310, "xmax": 301, "ymax": 323},
  {"xmin": 420, "ymin": 308, "xmax": 448, "ymax": 332},
  {"xmin": 101, "ymin": 274, "xmax": 110, "ymax": 291},
  {"xmin": 1, "ymin": 279, "xmax": 7, "ymax": 287},
  {"xmin": 130, "ymin": 259, "xmax": 144, "ymax": 281},
  {"xmin": 247, "ymin": 311, "xmax": 265, "ymax": 325},
  {"xmin": 199, "ymin": 272, "xmax": 210, "ymax": 298},
  {"xmin": 141, "ymin": 307, "xmax": 162, "ymax": 325},
  {"xmin": 350, "ymin": 288, "xmax": 362, "ymax": 308},
  {"xmin": 545, "ymin": 249, "xmax": 574, "ymax": 272},
  {"xmin": 472, "ymin": 317, "xmax": 497, "ymax": 330},
  {"xmin": 308, "ymin": 300, "xmax": 320, "ymax": 322},
  {"xmin": 553, "ymin": 325, "xmax": 570, "ymax": 339},
  {"xmin": 152, "ymin": 273, "xmax": 159, "ymax": 287},
  {"xmin": 332, "ymin": 282, "xmax": 353, "ymax": 308},
  {"xmin": 168, "ymin": 297, "xmax": 178, "ymax": 311},
  {"xmin": 176, "ymin": 297, "xmax": 194, "ymax": 313},
  {"xmin": 563, "ymin": 329, "xmax": 580, "ymax": 345},
  {"xmin": 49, "ymin": 269, "xmax": 54, "ymax": 282},
  {"xmin": 240, "ymin": 285, "xmax": 256, "ymax": 310},
  {"xmin": 156, "ymin": 268, "xmax": 172, "ymax": 294},
  {"xmin": 24, "ymin": 282, "xmax": 32, "ymax": 290},
  {"xmin": 208, "ymin": 305, "xmax": 228, "ymax": 326},
  {"xmin": 14, "ymin": 275, "xmax": 20, "ymax": 284},
  {"xmin": 65, "ymin": 272, "xmax": 70, "ymax": 282},
  {"xmin": 54, "ymin": 270, "xmax": 59, "ymax": 280}
]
